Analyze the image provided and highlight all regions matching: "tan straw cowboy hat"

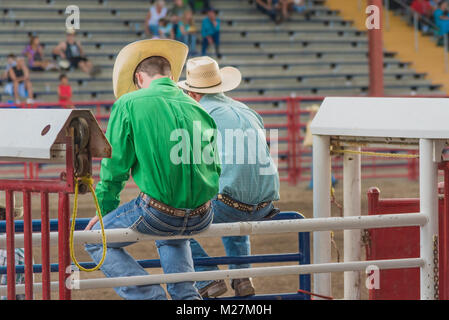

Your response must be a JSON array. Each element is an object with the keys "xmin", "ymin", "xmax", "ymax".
[
  {"xmin": 178, "ymin": 56, "xmax": 242, "ymax": 94},
  {"xmin": 113, "ymin": 39, "xmax": 188, "ymax": 99}
]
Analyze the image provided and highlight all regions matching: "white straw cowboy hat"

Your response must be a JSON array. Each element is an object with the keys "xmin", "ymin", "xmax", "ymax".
[
  {"xmin": 113, "ymin": 39, "xmax": 188, "ymax": 99},
  {"xmin": 178, "ymin": 56, "xmax": 242, "ymax": 94}
]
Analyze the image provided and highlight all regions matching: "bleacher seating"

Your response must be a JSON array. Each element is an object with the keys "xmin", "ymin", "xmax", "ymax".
[{"xmin": 0, "ymin": 0, "xmax": 444, "ymax": 105}]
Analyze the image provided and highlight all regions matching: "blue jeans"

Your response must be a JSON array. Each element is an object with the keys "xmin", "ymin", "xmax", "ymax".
[
  {"xmin": 256, "ymin": 3, "xmax": 278, "ymax": 21},
  {"xmin": 178, "ymin": 33, "xmax": 198, "ymax": 55},
  {"xmin": 189, "ymin": 198, "xmax": 274, "ymax": 290},
  {"xmin": 85, "ymin": 195, "xmax": 213, "ymax": 300},
  {"xmin": 201, "ymin": 32, "xmax": 220, "ymax": 56},
  {"xmin": 149, "ymin": 24, "xmax": 159, "ymax": 37}
]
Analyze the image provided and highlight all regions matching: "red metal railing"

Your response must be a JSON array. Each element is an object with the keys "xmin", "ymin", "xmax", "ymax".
[
  {"xmin": 3, "ymin": 95, "xmax": 449, "ymax": 183},
  {"xmin": 0, "ymin": 137, "xmax": 75, "ymax": 300}
]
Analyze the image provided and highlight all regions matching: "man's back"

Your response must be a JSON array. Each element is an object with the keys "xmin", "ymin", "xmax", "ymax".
[
  {"xmin": 96, "ymin": 77, "xmax": 221, "ymax": 215},
  {"xmin": 200, "ymin": 93, "xmax": 280, "ymax": 205}
]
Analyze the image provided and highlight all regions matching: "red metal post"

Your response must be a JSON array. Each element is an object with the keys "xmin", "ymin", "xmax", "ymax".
[
  {"xmin": 5, "ymin": 190, "xmax": 16, "ymax": 300},
  {"xmin": 368, "ymin": 0, "xmax": 384, "ymax": 97},
  {"xmin": 40, "ymin": 191, "xmax": 51, "ymax": 300},
  {"xmin": 22, "ymin": 191, "xmax": 33, "ymax": 300},
  {"xmin": 29, "ymin": 163, "xmax": 34, "ymax": 179},
  {"xmin": 34, "ymin": 163, "xmax": 39, "ymax": 179},
  {"xmin": 287, "ymin": 98, "xmax": 298, "ymax": 185},
  {"xmin": 294, "ymin": 99, "xmax": 302, "ymax": 184},
  {"xmin": 407, "ymin": 150, "xmax": 419, "ymax": 181},
  {"xmin": 58, "ymin": 192, "xmax": 71, "ymax": 300}
]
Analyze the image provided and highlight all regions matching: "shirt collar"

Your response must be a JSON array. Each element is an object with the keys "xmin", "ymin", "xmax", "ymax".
[
  {"xmin": 200, "ymin": 92, "xmax": 226, "ymax": 103},
  {"xmin": 149, "ymin": 77, "xmax": 176, "ymax": 89}
]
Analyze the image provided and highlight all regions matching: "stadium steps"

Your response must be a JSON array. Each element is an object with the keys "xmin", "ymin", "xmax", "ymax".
[
  {"xmin": 326, "ymin": 0, "xmax": 448, "ymax": 94},
  {"xmin": 0, "ymin": 0, "xmax": 444, "ymax": 103}
]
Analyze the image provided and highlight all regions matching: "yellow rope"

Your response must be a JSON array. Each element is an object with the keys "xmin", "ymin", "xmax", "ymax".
[
  {"xmin": 332, "ymin": 148, "xmax": 419, "ymax": 159},
  {"xmin": 327, "ymin": 147, "xmax": 418, "ymax": 262},
  {"xmin": 70, "ymin": 176, "xmax": 107, "ymax": 272}
]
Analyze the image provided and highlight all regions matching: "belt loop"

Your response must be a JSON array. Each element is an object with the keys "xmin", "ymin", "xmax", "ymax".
[
  {"xmin": 182, "ymin": 209, "xmax": 192, "ymax": 231},
  {"xmin": 252, "ymin": 204, "xmax": 258, "ymax": 214}
]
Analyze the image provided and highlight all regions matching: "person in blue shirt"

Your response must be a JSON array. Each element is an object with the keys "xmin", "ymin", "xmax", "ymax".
[
  {"xmin": 201, "ymin": 8, "xmax": 221, "ymax": 57},
  {"xmin": 177, "ymin": 10, "xmax": 198, "ymax": 55},
  {"xmin": 434, "ymin": 0, "xmax": 449, "ymax": 37},
  {"xmin": 178, "ymin": 56, "xmax": 281, "ymax": 298}
]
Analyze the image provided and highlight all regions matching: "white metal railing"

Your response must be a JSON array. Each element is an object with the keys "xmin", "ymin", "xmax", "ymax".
[
  {"xmin": 0, "ymin": 213, "xmax": 428, "ymax": 297},
  {"xmin": 0, "ymin": 213, "xmax": 427, "ymax": 248},
  {"xmin": 0, "ymin": 258, "xmax": 424, "ymax": 296}
]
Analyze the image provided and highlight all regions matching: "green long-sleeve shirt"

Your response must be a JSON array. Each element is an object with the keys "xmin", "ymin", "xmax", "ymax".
[{"xmin": 95, "ymin": 77, "xmax": 221, "ymax": 217}]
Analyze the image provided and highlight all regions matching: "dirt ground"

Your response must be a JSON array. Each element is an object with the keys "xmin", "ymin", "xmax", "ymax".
[{"xmin": 23, "ymin": 176, "xmax": 420, "ymax": 300}]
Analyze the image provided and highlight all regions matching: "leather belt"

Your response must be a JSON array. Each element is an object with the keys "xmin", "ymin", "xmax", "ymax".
[
  {"xmin": 139, "ymin": 193, "xmax": 211, "ymax": 217},
  {"xmin": 217, "ymin": 194, "xmax": 270, "ymax": 212}
]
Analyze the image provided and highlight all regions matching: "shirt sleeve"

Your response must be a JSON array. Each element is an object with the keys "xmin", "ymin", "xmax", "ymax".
[
  {"xmin": 95, "ymin": 101, "xmax": 136, "ymax": 217},
  {"xmin": 201, "ymin": 18, "xmax": 215, "ymax": 37}
]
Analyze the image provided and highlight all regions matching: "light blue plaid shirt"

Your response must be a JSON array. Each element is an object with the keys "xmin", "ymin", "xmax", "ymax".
[{"xmin": 199, "ymin": 93, "xmax": 280, "ymax": 205}]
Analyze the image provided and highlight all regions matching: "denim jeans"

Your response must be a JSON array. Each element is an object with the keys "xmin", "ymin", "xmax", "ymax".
[
  {"xmin": 85, "ymin": 195, "xmax": 213, "ymax": 300},
  {"xmin": 178, "ymin": 34, "xmax": 198, "ymax": 55},
  {"xmin": 256, "ymin": 3, "xmax": 278, "ymax": 22},
  {"xmin": 189, "ymin": 198, "xmax": 274, "ymax": 290},
  {"xmin": 201, "ymin": 31, "xmax": 220, "ymax": 56},
  {"xmin": 149, "ymin": 24, "xmax": 159, "ymax": 37}
]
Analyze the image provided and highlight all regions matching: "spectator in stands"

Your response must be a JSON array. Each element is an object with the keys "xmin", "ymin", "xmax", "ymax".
[
  {"xmin": 188, "ymin": 0, "xmax": 211, "ymax": 13},
  {"xmin": 434, "ymin": 0, "xmax": 449, "ymax": 37},
  {"xmin": 179, "ymin": 56, "xmax": 280, "ymax": 298},
  {"xmin": 411, "ymin": 0, "xmax": 434, "ymax": 17},
  {"xmin": 158, "ymin": 18, "xmax": 175, "ymax": 39},
  {"xmin": 0, "ymin": 54, "xmax": 17, "ymax": 86},
  {"xmin": 201, "ymin": 8, "xmax": 221, "ymax": 57},
  {"xmin": 292, "ymin": 0, "xmax": 307, "ymax": 13},
  {"xmin": 144, "ymin": 0, "xmax": 168, "ymax": 38},
  {"xmin": 255, "ymin": 0, "xmax": 281, "ymax": 23},
  {"xmin": 22, "ymin": 35, "xmax": 57, "ymax": 72},
  {"xmin": 4, "ymin": 55, "xmax": 34, "ymax": 104},
  {"xmin": 58, "ymin": 74, "xmax": 73, "ymax": 108},
  {"xmin": 410, "ymin": 0, "xmax": 435, "ymax": 33},
  {"xmin": 177, "ymin": 10, "xmax": 198, "ymax": 55},
  {"xmin": 168, "ymin": 0, "xmax": 189, "ymax": 37},
  {"xmin": 52, "ymin": 28, "xmax": 100, "ymax": 77},
  {"xmin": 279, "ymin": 0, "xmax": 295, "ymax": 21}
]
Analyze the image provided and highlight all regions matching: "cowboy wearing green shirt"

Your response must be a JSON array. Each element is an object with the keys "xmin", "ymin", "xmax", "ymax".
[{"xmin": 84, "ymin": 39, "xmax": 221, "ymax": 300}]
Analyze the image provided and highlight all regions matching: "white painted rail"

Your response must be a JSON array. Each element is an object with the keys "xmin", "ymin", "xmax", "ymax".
[
  {"xmin": 0, "ymin": 213, "xmax": 427, "ymax": 248},
  {"xmin": 0, "ymin": 258, "xmax": 424, "ymax": 295}
]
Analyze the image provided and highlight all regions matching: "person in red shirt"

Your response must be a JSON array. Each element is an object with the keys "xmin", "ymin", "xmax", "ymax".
[
  {"xmin": 411, "ymin": 0, "xmax": 433, "ymax": 18},
  {"xmin": 58, "ymin": 74, "xmax": 73, "ymax": 108}
]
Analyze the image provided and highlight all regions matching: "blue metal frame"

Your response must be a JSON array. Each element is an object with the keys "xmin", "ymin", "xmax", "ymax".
[{"xmin": 0, "ymin": 212, "xmax": 311, "ymax": 300}]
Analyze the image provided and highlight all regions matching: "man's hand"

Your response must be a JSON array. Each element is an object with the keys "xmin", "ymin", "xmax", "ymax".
[
  {"xmin": 85, "ymin": 215, "xmax": 99, "ymax": 230},
  {"xmin": 207, "ymin": 36, "xmax": 214, "ymax": 45}
]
